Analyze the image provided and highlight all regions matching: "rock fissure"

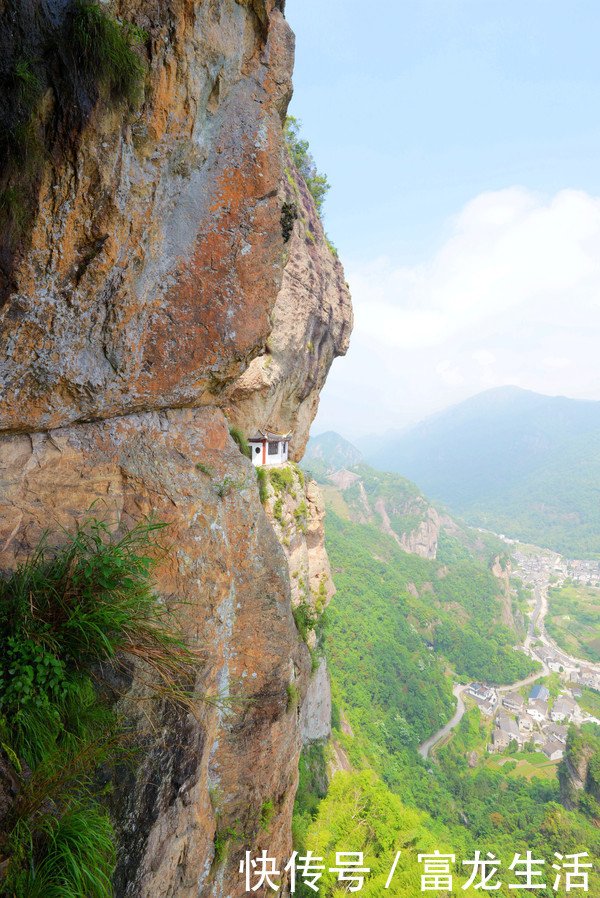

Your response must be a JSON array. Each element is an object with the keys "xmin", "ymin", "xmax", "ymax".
[{"xmin": 0, "ymin": 2, "xmax": 352, "ymax": 895}]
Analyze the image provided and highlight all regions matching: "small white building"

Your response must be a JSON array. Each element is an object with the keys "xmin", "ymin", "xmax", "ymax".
[
  {"xmin": 527, "ymin": 700, "xmax": 548, "ymax": 723},
  {"xmin": 550, "ymin": 699, "xmax": 575, "ymax": 723},
  {"xmin": 544, "ymin": 723, "xmax": 568, "ymax": 744},
  {"xmin": 491, "ymin": 730, "xmax": 509, "ymax": 751},
  {"xmin": 542, "ymin": 740, "xmax": 564, "ymax": 762},
  {"xmin": 497, "ymin": 716, "xmax": 522, "ymax": 746},
  {"xmin": 469, "ymin": 683, "xmax": 497, "ymax": 705},
  {"xmin": 503, "ymin": 692, "xmax": 524, "ymax": 713},
  {"xmin": 248, "ymin": 430, "xmax": 292, "ymax": 467},
  {"xmin": 518, "ymin": 714, "xmax": 534, "ymax": 733}
]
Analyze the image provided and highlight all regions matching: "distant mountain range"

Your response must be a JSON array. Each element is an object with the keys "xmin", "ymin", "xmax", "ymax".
[
  {"xmin": 310, "ymin": 387, "xmax": 600, "ymax": 558},
  {"xmin": 302, "ymin": 430, "xmax": 363, "ymax": 479}
]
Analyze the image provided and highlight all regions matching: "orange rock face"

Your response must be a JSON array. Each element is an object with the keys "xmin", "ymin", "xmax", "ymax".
[
  {"xmin": 0, "ymin": 408, "xmax": 311, "ymax": 897},
  {"xmin": 226, "ymin": 152, "xmax": 353, "ymax": 459},
  {"xmin": 0, "ymin": 0, "xmax": 293, "ymax": 434},
  {"xmin": 0, "ymin": 1, "xmax": 353, "ymax": 894}
]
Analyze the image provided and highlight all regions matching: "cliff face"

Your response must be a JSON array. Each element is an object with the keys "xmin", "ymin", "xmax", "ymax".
[
  {"xmin": 329, "ymin": 467, "xmax": 441, "ymax": 560},
  {"xmin": 491, "ymin": 556, "xmax": 515, "ymax": 630},
  {"xmin": 261, "ymin": 466, "xmax": 335, "ymax": 622},
  {"xmin": 0, "ymin": 2, "xmax": 352, "ymax": 896},
  {"xmin": 559, "ymin": 729, "xmax": 600, "ymax": 816},
  {"xmin": 226, "ymin": 152, "xmax": 352, "ymax": 459},
  {"xmin": 260, "ymin": 465, "xmax": 334, "ymax": 743},
  {"xmin": 0, "ymin": 0, "xmax": 293, "ymax": 434},
  {"xmin": 0, "ymin": 409, "xmax": 310, "ymax": 897}
]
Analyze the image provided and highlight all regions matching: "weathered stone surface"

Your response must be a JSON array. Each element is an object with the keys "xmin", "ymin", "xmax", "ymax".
[
  {"xmin": 261, "ymin": 465, "xmax": 334, "ymax": 619},
  {"xmin": 305, "ymin": 480, "xmax": 335, "ymax": 603},
  {"xmin": 260, "ymin": 465, "xmax": 333, "ymax": 741},
  {"xmin": 560, "ymin": 744, "xmax": 594, "ymax": 809},
  {"xmin": 300, "ymin": 657, "xmax": 331, "ymax": 745},
  {"xmin": 225, "ymin": 154, "xmax": 353, "ymax": 460},
  {"xmin": 329, "ymin": 468, "xmax": 440, "ymax": 559},
  {"xmin": 0, "ymin": 0, "xmax": 293, "ymax": 435},
  {"xmin": 0, "ymin": 3, "xmax": 354, "ymax": 894},
  {"xmin": 372, "ymin": 496, "xmax": 440, "ymax": 560},
  {"xmin": 0, "ymin": 407, "xmax": 311, "ymax": 897},
  {"xmin": 397, "ymin": 506, "xmax": 440, "ymax": 560},
  {"xmin": 492, "ymin": 555, "xmax": 515, "ymax": 630}
]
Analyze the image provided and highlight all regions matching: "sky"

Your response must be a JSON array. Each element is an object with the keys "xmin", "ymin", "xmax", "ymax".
[{"xmin": 285, "ymin": 0, "xmax": 600, "ymax": 440}]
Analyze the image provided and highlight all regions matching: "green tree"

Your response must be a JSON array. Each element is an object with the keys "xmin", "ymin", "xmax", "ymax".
[{"xmin": 284, "ymin": 116, "xmax": 330, "ymax": 215}]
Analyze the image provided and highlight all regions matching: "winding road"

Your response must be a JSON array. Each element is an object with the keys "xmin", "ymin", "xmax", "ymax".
[
  {"xmin": 417, "ymin": 661, "xmax": 550, "ymax": 761},
  {"xmin": 417, "ymin": 571, "xmax": 577, "ymax": 760},
  {"xmin": 418, "ymin": 683, "xmax": 466, "ymax": 759}
]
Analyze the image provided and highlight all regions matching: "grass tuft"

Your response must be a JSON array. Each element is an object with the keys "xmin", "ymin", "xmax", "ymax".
[
  {"xmin": 256, "ymin": 467, "xmax": 268, "ymax": 505},
  {"xmin": 229, "ymin": 426, "xmax": 250, "ymax": 459},
  {"xmin": 71, "ymin": 0, "xmax": 146, "ymax": 106},
  {"xmin": 0, "ymin": 515, "xmax": 204, "ymax": 894}
]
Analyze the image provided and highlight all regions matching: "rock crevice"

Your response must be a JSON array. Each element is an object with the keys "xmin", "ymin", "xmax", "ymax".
[{"xmin": 0, "ymin": 3, "xmax": 352, "ymax": 894}]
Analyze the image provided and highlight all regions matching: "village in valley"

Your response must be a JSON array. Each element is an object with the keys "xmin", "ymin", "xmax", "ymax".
[
  {"xmin": 461, "ymin": 546, "xmax": 600, "ymax": 765},
  {"xmin": 467, "ymin": 680, "xmax": 585, "ymax": 762}
]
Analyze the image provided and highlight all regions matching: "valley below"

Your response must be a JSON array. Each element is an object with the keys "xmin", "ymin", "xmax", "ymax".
[
  {"xmin": 295, "ymin": 432, "xmax": 600, "ymax": 895},
  {"xmin": 420, "ymin": 541, "xmax": 600, "ymax": 761}
]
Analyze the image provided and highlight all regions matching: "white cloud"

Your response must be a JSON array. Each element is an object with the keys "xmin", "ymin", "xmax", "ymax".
[
  {"xmin": 472, "ymin": 350, "xmax": 496, "ymax": 366},
  {"xmin": 347, "ymin": 187, "xmax": 600, "ymax": 351},
  {"xmin": 436, "ymin": 360, "xmax": 465, "ymax": 386},
  {"xmin": 543, "ymin": 356, "xmax": 571, "ymax": 369},
  {"xmin": 314, "ymin": 187, "xmax": 600, "ymax": 438}
]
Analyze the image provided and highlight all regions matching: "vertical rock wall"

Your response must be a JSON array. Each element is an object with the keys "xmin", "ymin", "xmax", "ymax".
[
  {"xmin": 0, "ymin": 0, "xmax": 294, "ymax": 432},
  {"xmin": 260, "ymin": 464, "xmax": 334, "ymax": 744},
  {"xmin": 0, "ymin": 1, "xmax": 352, "ymax": 894},
  {"xmin": 226, "ymin": 150, "xmax": 353, "ymax": 460}
]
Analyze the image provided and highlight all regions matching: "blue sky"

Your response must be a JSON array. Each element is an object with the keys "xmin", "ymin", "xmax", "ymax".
[{"xmin": 285, "ymin": 1, "xmax": 600, "ymax": 438}]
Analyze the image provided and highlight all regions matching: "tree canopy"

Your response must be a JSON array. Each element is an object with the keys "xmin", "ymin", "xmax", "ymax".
[{"xmin": 284, "ymin": 116, "xmax": 330, "ymax": 215}]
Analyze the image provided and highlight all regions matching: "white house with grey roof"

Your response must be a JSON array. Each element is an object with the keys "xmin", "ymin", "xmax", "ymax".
[
  {"xmin": 518, "ymin": 714, "xmax": 534, "ymax": 733},
  {"xmin": 527, "ymin": 699, "xmax": 548, "ymax": 722},
  {"xmin": 248, "ymin": 429, "xmax": 292, "ymax": 467},
  {"xmin": 497, "ymin": 715, "xmax": 522, "ymax": 745},
  {"xmin": 503, "ymin": 692, "xmax": 524, "ymax": 712},
  {"xmin": 542, "ymin": 740, "xmax": 564, "ymax": 761},
  {"xmin": 544, "ymin": 723, "xmax": 568, "ymax": 744},
  {"xmin": 550, "ymin": 699, "xmax": 575, "ymax": 723}
]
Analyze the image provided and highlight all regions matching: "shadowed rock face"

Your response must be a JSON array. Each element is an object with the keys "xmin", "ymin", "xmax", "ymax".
[
  {"xmin": 0, "ymin": 2, "xmax": 352, "ymax": 894},
  {"xmin": 226, "ymin": 153, "xmax": 353, "ymax": 459},
  {"xmin": 0, "ymin": 0, "xmax": 293, "ymax": 434},
  {"xmin": 0, "ymin": 408, "xmax": 311, "ymax": 897}
]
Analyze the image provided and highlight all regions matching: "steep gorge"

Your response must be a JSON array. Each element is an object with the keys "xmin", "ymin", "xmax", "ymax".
[{"xmin": 0, "ymin": 2, "xmax": 352, "ymax": 895}]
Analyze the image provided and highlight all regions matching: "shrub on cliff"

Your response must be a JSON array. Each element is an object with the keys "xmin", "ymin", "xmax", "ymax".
[
  {"xmin": 0, "ymin": 1, "xmax": 147, "ymax": 297},
  {"xmin": 229, "ymin": 426, "xmax": 251, "ymax": 459},
  {"xmin": 284, "ymin": 116, "xmax": 330, "ymax": 216},
  {"xmin": 0, "ymin": 516, "xmax": 202, "ymax": 896},
  {"xmin": 256, "ymin": 467, "xmax": 268, "ymax": 505},
  {"xmin": 72, "ymin": 0, "xmax": 147, "ymax": 106}
]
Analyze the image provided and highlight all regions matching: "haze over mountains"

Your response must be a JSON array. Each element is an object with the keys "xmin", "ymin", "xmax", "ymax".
[{"xmin": 310, "ymin": 386, "xmax": 600, "ymax": 558}]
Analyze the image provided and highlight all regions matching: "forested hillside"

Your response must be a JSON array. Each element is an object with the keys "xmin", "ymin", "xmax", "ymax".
[
  {"xmin": 302, "ymin": 430, "xmax": 363, "ymax": 478},
  {"xmin": 354, "ymin": 386, "xmax": 600, "ymax": 558},
  {"xmin": 293, "ymin": 464, "xmax": 600, "ymax": 897}
]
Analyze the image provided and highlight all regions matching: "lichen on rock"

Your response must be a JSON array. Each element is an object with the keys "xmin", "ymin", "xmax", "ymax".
[
  {"xmin": 0, "ymin": 1, "xmax": 352, "ymax": 895},
  {"xmin": 225, "ymin": 150, "xmax": 353, "ymax": 460}
]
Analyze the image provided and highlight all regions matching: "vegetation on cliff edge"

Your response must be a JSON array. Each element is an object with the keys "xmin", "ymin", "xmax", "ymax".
[
  {"xmin": 0, "ymin": 517, "xmax": 202, "ymax": 897},
  {"xmin": 284, "ymin": 116, "xmax": 330, "ymax": 216}
]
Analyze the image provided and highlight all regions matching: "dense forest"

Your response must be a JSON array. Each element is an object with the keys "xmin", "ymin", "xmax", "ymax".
[
  {"xmin": 292, "ymin": 467, "xmax": 600, "ymax": 897},
  {"xmin": 324, "ymin": 507, "xmax": 533, "ymax": 690}
]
